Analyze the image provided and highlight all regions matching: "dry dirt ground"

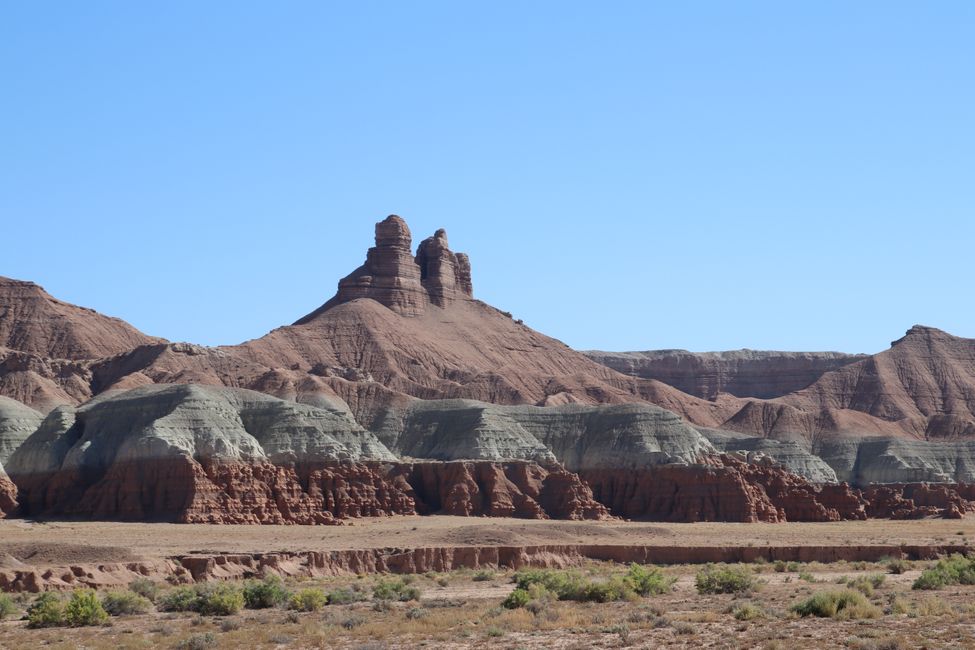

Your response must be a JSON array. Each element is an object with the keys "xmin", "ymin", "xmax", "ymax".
[
  {"xmin": 2, "ymin": 517, "xmax": 975, "ymax": 561},
  {"xmin": 2, "ymin": 517, "xmax": 975, "ymax": 648}
]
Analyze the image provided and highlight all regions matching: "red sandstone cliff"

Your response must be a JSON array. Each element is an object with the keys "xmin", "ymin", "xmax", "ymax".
[{"xmin": 13, "ymin": 457, "xmax": 610, "ymax": 524}]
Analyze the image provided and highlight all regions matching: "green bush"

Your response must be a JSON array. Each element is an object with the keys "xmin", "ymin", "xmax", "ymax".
[
  {"xmin": 0, "ymin": 593, "xmax": 18, "ymax": 620},
  {"xmin": 509, "ymin": 568, "xmax": 646, "ymax": 604},
  {"xmin": 790, "ymin": 589, "xmax": 881, "ymax": 620},
  {"xmin": 289, "ymin": 588, "xmax": 327, "ymax": 612},
  {"xmin": 27, "ymin": 593, "xmax": 64, "ymax": 628},
  {"xmin": 373, "ymin": 578, "xmax": 421, "ymax": 602},
  {"xmin": 327, "ymin": 587, "xmax": 366, "ymax": 605},
  {"xmin": 159, "ymin": 586, "xmax": 200, "ymax": 612},
  {"xmin": 102, "ymin": 590, "xmax": 153, "ymax": 616},
  {"xmin": 501, "ymin": 587, "xmax": 530, "ymax": 609},
  {"xmin": 913, "ymin": 555, "xmax": 975, "ymax": 590},
  {"xmin": 624, "ymin": 564, "xmax": 676, "ymax": 596},
  {"xmin": 129, "ymin": 577, "xmax": 162, "ymax": 602},
  {"xmin": 159, "ymin": 583, "xmax": 243, "ymax": 615},
  {"xmin": 196, "ymin": 583, "xmax": 244, "ymax": 616},
  {"xmin": 64, "ymin": 589, "xmax": 109, "ymax": 626},
  {"xmin": 694, "ymin": 565, "xmax": 757, "ymax": 595},
  {"xmin": 243, "ymin": 576, "xmax": 290, "ymax": 609}
]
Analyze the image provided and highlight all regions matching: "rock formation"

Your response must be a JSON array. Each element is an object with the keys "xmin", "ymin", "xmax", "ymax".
[
  {"xmin": 0, "ymin": 277, "xmax": 162, "ymax": 360},
  {"xmin": 295, "ymin": 216, "xmax": 474, "ymax": 319},
  {"xmin": 585, "ymin": 349, "xmax": 866, "ymax": 400},
  {"xmin": 0, "ymin": 395, "xmax": 42, "ymax": 465},
  {"xmin": 0, "ymin": 462, "xmax": 16, "ymax": 517}
]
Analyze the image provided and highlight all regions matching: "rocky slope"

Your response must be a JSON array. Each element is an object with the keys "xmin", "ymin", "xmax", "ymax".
[
  {"xmin": 585, "ymin": 349, "xmax": 866, "ymax": 399},
  {"xmin": 0, "ymin": 277, "xmax": 162, "ymax": 360}
]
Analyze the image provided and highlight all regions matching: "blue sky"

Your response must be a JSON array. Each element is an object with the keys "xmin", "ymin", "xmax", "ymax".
[{"xmin": 2, "ymin": 3, "xmax": 972, "ymax": 354}]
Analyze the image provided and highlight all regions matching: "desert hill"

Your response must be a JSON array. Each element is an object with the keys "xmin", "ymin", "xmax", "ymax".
[{"xmin": 0, "ymin": 215, "xmax": 974, "ymax": 448}]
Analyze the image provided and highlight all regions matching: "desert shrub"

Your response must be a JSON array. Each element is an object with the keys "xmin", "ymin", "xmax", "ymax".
[
  {"xmin": 731, "ymin": 602, "xmax": 763, "ymax": 621},
  {"xmin": 790, "ymin": 589, "xmax": 881, "ymax": 619},
  {"xmin": 848, "ymin": 574, "xmax": 885, "ymax": 596},
  {"xmin": 129, "ymin": 577, "xmax": 162, "ymax": 602},
  {"xmin": 177, "ymin": 633, "xmax": 217, "ymax": 650},
  {"xmin": 405, "ymin": 606, "xmax": 426, "ymax": 620},
  {"xmin": 27, "ymin": 593, "xmax": 64, "ymax": 628},
  {"xmin": 243, "ymin": 576, "xmax": 290, "ymax": 609},
  {"xmin": 288, "ymin": 588, "xmax": 327, "ymax": 612},
  {"xmin": 326, "ymin": 586, "xmax": 365, "ymax": 605},
  {"xmin": 341, "ymin": 614, "xmax": 365, "ymax": 629},
  {"xmin": 220, "ymin": 617, "xmax": 242, "ymax": 632},
  {"xmin": 197, "ymin": 584, "xmax": 244, "ymax": 616},
  {"xmin": 64, "ymin": 589, "xmax": 109, "ymax": 626},
  {"xmin": 159, "ymin": 586, "xmax": 200, "ymax": 612},
  {"xmin": 502, "ymin": 588, "xmax": 530, "ymax": 609},
  {"xmin": 916, "ymin": 596, "xmax": 953, "ymax": 617},
  {"xmin": 913, "ymin": 555, "xmax": 975, "ymax": 590},
  {"xmin": 886, "ymin": 559, "xmax": 911, "ymax": 575},
  {"xmin": 373, "ymin": 578, "xmax": 421, "ymax": 602},
  {"xmin": 0, "ymin": 593, "xmax": 18, "ymax": 620},
  {"xmin": 102, "ymin": 590, "xmax": 153, "ymax": 616},
  {"xmin": 472, "ymin": 570, "xmax": 495, "ymax": 582},
  {"xmin": 695, "ymin": 565, "xmax": 757, "ymax": 595},
  {"xmin": 625, "ymin": 564, "xmax": 676, "ymax": 596},
  {"xmin": 673, "ymin": 621, "xmax": 695, "ymax": 635}
]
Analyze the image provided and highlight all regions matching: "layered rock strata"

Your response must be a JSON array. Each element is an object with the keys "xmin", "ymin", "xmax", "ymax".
[
  {"xmin": 0, "ymin": 463, "xmax": 16, "ymax": 517},
  {"xmin": 585, "ymin": 349, "xmax": 866, "ymax": 400}
]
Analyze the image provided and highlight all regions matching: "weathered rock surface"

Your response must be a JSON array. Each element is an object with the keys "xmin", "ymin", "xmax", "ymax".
[
  {"xmin": 585, "ymin": 349, "xmax": 866, "ymax": 400},
  {"xmin": 373, "ymin": 399, "xmax": 714, "ymax": 470},
  {"xmin": 815, "ymin": 437, "xmax": 975, "ymax": 485},
  {"xmin": 582, "ymin": 455, "xmax": 864, "ymax": 523},
  {"xmin": 0, "ymin": 396, "xmax": 42, "ymax": 466},
  {"xmin": 0, "ymin": 462, "xmax": 16, "ymax": 517},
  {"xmin": 699, "ymin": 427, "xmax": 838, "ymax": 482},
  {"xmin": 0, "ymin": 277, "xmax": 162, "ymax": 360},
  {"xmin": 861, "ymin": 483, "xmax": 975, "ymax": 520}
]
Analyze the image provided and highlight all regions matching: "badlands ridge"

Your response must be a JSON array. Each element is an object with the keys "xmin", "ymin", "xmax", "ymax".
[{"xmin": 2, "ymin": 215, "xmax": 975, "ymax": 525}]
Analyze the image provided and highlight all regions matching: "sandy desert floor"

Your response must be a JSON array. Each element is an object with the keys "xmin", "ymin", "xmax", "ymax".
[
  {"xmin": 1, "ymin": 517, "xmax": 975, "ymax": 649},
  {"xmin": 1, "ymin": 516, "xmax": 975, "ymax": 564}
]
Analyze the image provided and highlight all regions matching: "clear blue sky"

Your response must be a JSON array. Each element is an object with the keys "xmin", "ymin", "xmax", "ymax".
[{"xmin": 2, "ymin": 3, "xmax": 972, "ymax": 354}]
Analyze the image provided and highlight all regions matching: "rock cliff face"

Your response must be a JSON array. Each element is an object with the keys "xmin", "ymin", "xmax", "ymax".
[
  {"xmin": 815, "ymin": 437, "xmax": 975, "ymax": 485},
  {"xmin": 582, "ymin": 455, "xmax": 864, "ymax": 523},
  {"xmin": 585, "ymin": 349, "xmax": 866, "ymax": 400}
]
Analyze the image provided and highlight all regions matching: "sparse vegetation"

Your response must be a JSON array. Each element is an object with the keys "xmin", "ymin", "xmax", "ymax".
[
  {"xmin": 790, "ymin": 589, "xmax": 881, "ymax": 620},
  {"xmin": 0, "ymin": 593, "xmax": 18, "ymax": 620},
  {"xmin": 373, "ymin": 578, "xmax": 421, "ymax": 602},
  {"xmin": 886, "ymin": 559, "xmax": 911, "ymax": 575},
  {"xmin": 912, "ymin": 554, "xmax": 975, "ymax": 590},
  {"xmin": 26, "ymin": 593, "xmax": 64, "ymax": 628},
  {"xmin": 288, "ymin": 587, "xmax": 327, "ymax": 612},
  {"xmin": 158, "ymin": 583, "xmax": 243, "ymax": 616},
  {"xmin": 695, "ymin": 565, "xmax": 758, "ymax": 594},
  {"xmin": 128, "ymin": 577, "xmax": 162, "ymax": 602},
  {"xmin": 243, "ymin": 575, "xmax": 290, "ymax": 609},
  {"xmin": 102, "ymin": 589, "xmax": 153, "ymax": 615},
  {"xmin": 731, "ymin": 602, "xmax": 763, "ymax": 620}
]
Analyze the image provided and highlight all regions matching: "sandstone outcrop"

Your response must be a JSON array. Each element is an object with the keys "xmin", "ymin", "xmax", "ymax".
[
  {"xmin": 585, "ymin": 349, "xmax": 865, "ymax": 400},
  {"xmin": 295, "ymin": 216, "xmax": 475, "ymax": 319},
  {"xmin": 861, "ymin": 483, "xmax": 975, "ymax": 520},
  {"xmin": 581, "ymin": 455, "xmax": 865, "ymax": 523}
]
